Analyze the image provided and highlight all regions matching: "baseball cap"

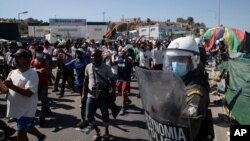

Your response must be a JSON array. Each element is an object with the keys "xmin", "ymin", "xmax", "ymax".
[{"xmin": 11, "ymin": 49, "xmax": 32, "ymax": 58}]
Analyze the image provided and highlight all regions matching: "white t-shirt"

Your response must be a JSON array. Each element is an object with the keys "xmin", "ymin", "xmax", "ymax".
[
  {"xmin": 6, "ymin": 68, "xmax": 39, "ymax": 119},
  {"xmin": 139, "ymin": 50, "xmax": 152, "ymax": 69},
  {"xmin": 152, "ymin": 47, "xmax": 164, "ymax": 65},
  {"xmin": 43, "ymin": 46, "xmax": 54, "ymax": 56}
]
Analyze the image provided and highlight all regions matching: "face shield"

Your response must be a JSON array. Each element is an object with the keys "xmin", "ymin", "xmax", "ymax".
[{"xmin": 163, "ymin": 50, "xmax": 194, "ymax": 77}]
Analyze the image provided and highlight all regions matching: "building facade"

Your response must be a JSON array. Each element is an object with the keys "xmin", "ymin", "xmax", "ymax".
[
  {"xmin": 86, "ymin": 22, "xmax": 108, "ymax": 41},
  {"xmin": 28, "ymin": 23, "xmax": 50, "ymax": 38},
  {"xmin": 138, "ymin": 24, "xmax": 186, "ymax": 40},
  {"xmin": 49, "ymin": 18, "xmax": 87, "ymax": 40},
  {"xmin": 28, "ymin": 19, "xmax": 108, "ymax": 43}
]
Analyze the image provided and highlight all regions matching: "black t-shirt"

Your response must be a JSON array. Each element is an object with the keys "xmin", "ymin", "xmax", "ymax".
[{"xmin": 117, "ymin": 56, "xmax": 133, "ymax": 81}]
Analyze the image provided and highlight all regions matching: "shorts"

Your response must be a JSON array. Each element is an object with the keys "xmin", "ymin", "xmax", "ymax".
[
  {"xmin": 16, "ymin": 117, "xmax": 35, "ymax": 132},
  {"xmin": 116, "ymin": 80, "xmax": 129, "ymax": 96}
]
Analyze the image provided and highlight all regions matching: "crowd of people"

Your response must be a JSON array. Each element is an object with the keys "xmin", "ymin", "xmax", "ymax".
[
  {"xmin": 0, "ymin": 35, "xmax": 220, "ymax": 141},
  {"xmin": 0, "ymin": 37, "xmax": 171, "ymax": 141}
]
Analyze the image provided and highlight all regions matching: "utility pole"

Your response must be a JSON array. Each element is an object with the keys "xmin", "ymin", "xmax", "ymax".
[
  {"xmin": 218, "ymin": 0, "xmax": 221, "ymax": 26},
  {"xmin": 17, "ymin": 11, "xmax": 28, "ymax": 37},
  {"xmin": 102, "ymin": 12, "xmax": 105, "ymax": 22},
  {"xmin": 18, "ymin": 11, "xmax": 28, "ymax": 21}
]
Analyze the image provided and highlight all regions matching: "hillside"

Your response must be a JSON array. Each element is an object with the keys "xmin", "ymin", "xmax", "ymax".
[{"xmin": 110, "ymin": 17, "xmax": 207, "ymax": 36}]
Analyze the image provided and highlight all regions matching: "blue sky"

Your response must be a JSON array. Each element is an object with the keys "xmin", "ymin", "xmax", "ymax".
[{"xmin": 1, "ymin": 0, "xmax": 250, "ymax": 32}]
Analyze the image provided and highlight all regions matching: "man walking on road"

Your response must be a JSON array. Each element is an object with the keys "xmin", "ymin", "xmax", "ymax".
[
  {"xmin": 83, "ymin": 49, "xmax": 115, "ymax": 141},
  {"xmin": 0, "ymin": 49, "xmax": 46, "ymax": 141}
]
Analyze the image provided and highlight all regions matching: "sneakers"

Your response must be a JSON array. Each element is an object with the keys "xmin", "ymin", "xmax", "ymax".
[
  {"xmin": 37, "ymin": 134, "xmax": 46, "ymax": 141},
  {"xmin": 76, "ymin": 121, "xmax": 89, "ymax": 129},
  {"xmin": 119, "ymin": 107, "xmax": 126, "ymax": 116},
  {"xmin": 81, "ymin": 126, "xmax": 94, "ymax": 134}
]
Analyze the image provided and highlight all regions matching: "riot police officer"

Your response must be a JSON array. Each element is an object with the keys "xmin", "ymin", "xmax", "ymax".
[{"xmin": 163, "ymin": 36, "xmax": 213, "ymax": 141}]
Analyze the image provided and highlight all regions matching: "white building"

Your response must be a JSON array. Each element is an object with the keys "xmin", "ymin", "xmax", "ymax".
[
  {"xmin": 86, "ymin": 22, "xmax": 108, "ymax": 41},
  {"xmin": 138, "ymin": 24, "xmax": 186, "ymax": 40},
  {"xmin": 28, "ymin": 19, "xmax": 108, "ymax": 43},
  {"xmin": 49, "ymin": 18, "xmax": 87, "ymax": 41}
]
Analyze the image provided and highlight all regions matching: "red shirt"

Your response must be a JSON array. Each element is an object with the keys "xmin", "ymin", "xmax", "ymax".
[{"xmin": 31, "ymin": 59, "xmax": 48, "ymax": 85}]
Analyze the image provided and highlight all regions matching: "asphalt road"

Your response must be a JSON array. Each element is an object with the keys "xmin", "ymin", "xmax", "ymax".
[{"xmin": 0, "ymin": 69, "xmax": 229, "ymax": 141}]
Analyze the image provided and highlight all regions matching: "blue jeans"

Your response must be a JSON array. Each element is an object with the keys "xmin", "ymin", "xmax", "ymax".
[
  {"xmin": 86, "ymin": 97, "xmax": 110, "ymax": 125},
  {"xmin": 16, "ymin": 117, "xmax": 35, "ymax": 132}
]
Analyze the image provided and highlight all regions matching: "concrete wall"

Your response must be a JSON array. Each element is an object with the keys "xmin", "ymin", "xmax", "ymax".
[
  {"xmin": 28, "ymin": 26, "xmax": 50, "ymax": 37},
  {"xmin": 86, "ymin": 24, "xmax": 108, "ymax": 41}
]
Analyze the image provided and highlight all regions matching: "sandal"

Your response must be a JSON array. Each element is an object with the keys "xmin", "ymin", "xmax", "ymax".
[{"xmin": 101, "ymin": 134, "xmax": 110, "ymax": 141}]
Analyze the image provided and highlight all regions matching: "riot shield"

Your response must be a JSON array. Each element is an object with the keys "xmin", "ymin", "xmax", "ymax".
[{"xmin": 136, "ymin": 67, "xmax": 192, "ymax": 141}]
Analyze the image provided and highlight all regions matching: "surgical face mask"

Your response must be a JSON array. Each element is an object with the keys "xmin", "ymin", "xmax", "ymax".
[
  {"xmin": 36, "ymin": 53, "xmax": 44, "ymax": 59},
  {"xmin": 171, "ymin": 62, "xmax": 188, "ymax": 77}
]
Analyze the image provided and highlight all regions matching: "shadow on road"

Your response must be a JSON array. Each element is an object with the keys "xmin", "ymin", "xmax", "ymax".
[
  {"xmin": 212, "ymin": 114, "xmax": 231, "ymax": 128},
  {"xmin": 130, "ymin": 86, "xmax": 139, "ymax": 90},
  {"xmin": 38, "ymin": 111, "xmax": 81, "ymax": 132},
  {"xmin": 5, "ymin": 136, "xmax": 17, "ymax": 141},
  {"xmin": 109, "ymin": 135, "xmax": 149, "ymax": 141},
  {"xmin": 48, "ymin": 97, "xmax": 76, "ymax": 110},
  {"xmin": 127, "ymin": 104, "xmax": 144, "ymax": 115},
  {"xmin": 35, "ymin": 96, "xmax": 80, "ymax": 132},
  {"xmin": 111, "ymin": 118, "xmax": 147, "ymax": 131}
]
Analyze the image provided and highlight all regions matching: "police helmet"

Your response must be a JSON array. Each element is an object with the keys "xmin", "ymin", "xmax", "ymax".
[{"xmin": 163, "ymin": 36, "xmax": 200, "ymax": 72}]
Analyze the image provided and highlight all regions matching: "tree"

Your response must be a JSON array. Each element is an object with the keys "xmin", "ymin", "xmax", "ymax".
[
  {"xmin": 194, "ymin": 22, "xmax": 200, "ymax": 27},
  {"xmin": 176, "ymin": 18, "xmax": 185, "ymax": 23},
  {"xmin": 186, "ymin": 16, "xmax": 194, "ymax": 25},
  {"xmin": 200, "ymin": 22, "xmax": 206, "ymax": 28},
  {"xmin": 146, "ymin": 18, "xmax": 151, "ymax": 23}
]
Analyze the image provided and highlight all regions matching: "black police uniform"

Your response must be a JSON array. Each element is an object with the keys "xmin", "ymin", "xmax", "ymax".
[{"xmin": 184, "ymin": 71, "xmax": 214, "ymax": 141}]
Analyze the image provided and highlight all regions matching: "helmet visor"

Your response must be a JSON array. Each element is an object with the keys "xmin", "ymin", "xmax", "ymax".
[{"xmin": 163, "ymin": 55, "xmax": 192, "ymax": 71}]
